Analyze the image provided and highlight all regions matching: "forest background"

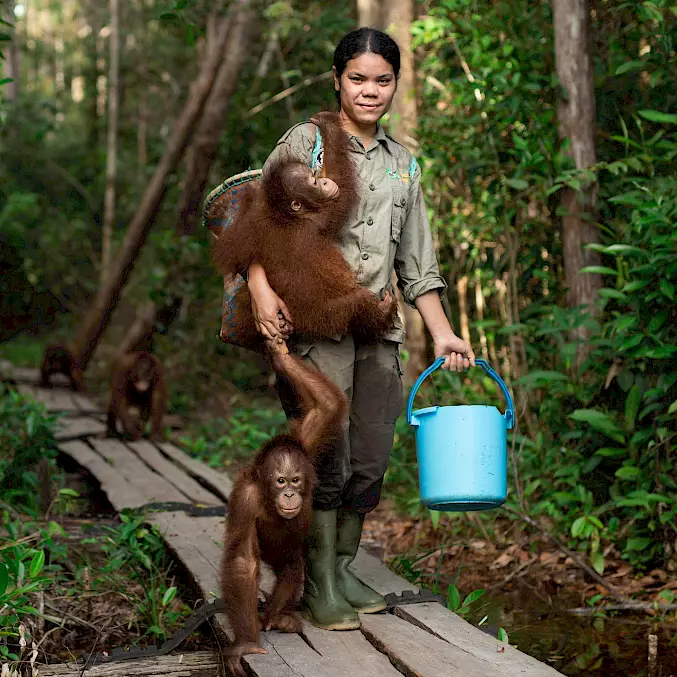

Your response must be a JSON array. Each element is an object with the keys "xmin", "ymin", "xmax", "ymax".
[{"xmin": 1, "ymin": 0, "xmax": 677, "ymax": 674}]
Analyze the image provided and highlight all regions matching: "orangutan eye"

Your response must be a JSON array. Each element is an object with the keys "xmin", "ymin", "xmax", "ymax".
[
  {"xmin": 291, "ymin": 477, "xmax": 300, "ymax": 485},
  {"xmin": 276, "ymin": 477, "xmax": 285, "ymax": 486}
]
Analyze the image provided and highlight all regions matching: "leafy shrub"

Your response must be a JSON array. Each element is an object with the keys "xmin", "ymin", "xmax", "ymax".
[{"xmin": 0, "ymin": 386, "xmax": 60, "ymax": 513}]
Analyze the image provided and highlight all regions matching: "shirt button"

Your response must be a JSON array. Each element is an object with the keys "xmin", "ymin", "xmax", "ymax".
[
  {"xmin": 400, "ymin": 197, "xmax": 407, "ymax": 206},
  {"xmin": 361, "ymin": 252, "xmax": 369, "ymax": 260},
  {"xmin": 367, "ymin": 217, "xmax": 374, "ymax": 225},
  {"xmin": 369, "ymin": 183, "xmax": 375, "ymax": 191}
]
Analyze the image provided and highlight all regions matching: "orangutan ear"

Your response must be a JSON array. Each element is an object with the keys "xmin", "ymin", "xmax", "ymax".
[{"xmin": 290, "ymin": 200, "xmax": 302, "ymax": 212}]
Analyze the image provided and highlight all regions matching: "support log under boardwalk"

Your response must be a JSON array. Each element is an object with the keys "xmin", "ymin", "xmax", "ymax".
[{"xmin": 37, "ymin": 651, "xmax": 220, "ymax": 677}]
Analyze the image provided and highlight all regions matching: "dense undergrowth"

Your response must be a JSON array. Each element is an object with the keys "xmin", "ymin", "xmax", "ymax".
[{"xmin": 0, "ymin": 388, "xmax": 197, "ymax": 666}]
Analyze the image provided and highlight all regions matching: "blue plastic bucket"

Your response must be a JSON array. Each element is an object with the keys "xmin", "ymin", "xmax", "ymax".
[{"xmin": 406, "ymin": 358, "xmax": 514, "ymax": 512}]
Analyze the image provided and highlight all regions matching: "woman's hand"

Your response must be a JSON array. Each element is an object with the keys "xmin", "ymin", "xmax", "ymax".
[
  {"xmin": 433, "ymin": 331, "xmax": 475, "ymax": 372},
  {"xmin": 248, "ymin": 264, "xmax": 294, "ymax": 341}
]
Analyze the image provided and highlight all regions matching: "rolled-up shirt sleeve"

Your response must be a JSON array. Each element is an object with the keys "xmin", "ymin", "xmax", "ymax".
[{"xmin": 394, "ymin": 165, "xmax": 447, "ymax": 306}]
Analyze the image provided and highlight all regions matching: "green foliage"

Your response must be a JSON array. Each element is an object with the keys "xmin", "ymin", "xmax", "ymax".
[
  {"xmin": 0, "ymin": 518, "xmax": 58, "ymax": 660},
  {"xmin": 0, "ymin": 386, "xmax": 60, "ymax": 513},
  {"xmin": 92, "ymin": 511, "xmax": 187, "ymax": 638},
  {"xmin": 179, "ymin": 405, "xmax": 287, "ymax": 468}
]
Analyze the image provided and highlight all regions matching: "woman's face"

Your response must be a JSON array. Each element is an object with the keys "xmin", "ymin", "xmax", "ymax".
[{"xmin": 334, "ymin": 52, "xmax": 397, "ymax": 127}]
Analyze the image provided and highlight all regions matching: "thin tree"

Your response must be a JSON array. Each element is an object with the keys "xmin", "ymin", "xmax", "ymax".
[
  {"xmin": 3, "ymin": 0, "xmax": 19, "ymax": 102},
  {"xmin": 175, "ymin": 0, "xmax": 256, "ymax": 235},
  {"xmin": 73, "ymin": 8, "xmax": 241, "ymax": 370},
  {"xmin": 359, "ymin": 0, "xmax": 428, "ymax": 385},
  {"xmin": 101, "ymin": 0, "xmax": 120, "ymax": 286},
  {"xmin": 552, "ymin": 0, "xmax": 601, "ymax": 327}
]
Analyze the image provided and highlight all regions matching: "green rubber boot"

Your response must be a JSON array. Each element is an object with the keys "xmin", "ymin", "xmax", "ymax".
[
  {"xmin": 303, "ymin": 509, "xmax": 361, "ymax": 630},
  {"xmin": 336, "ymin": 511, "xmax": 387, "ymax": 613}
]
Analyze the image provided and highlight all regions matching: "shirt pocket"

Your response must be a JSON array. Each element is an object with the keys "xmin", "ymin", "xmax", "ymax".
[{"xmin": 390, "ymin": 184, "xmax": 408, "ymax": 243}]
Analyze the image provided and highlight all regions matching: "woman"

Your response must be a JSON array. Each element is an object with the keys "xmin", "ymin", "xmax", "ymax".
[{"xmin": 247, "ymin": 28, "xmax": 475, "ymax": 631}]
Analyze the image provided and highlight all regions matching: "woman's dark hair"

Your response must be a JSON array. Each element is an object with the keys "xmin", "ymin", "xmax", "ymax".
[{"xmin": 332, "ymin": 28, "xmax": 401, "ymax": 106}]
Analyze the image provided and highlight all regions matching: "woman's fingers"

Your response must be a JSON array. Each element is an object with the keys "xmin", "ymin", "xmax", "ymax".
[{"xmin": 278, "ymin": 299, "xmax": 294, "ymax": 327}]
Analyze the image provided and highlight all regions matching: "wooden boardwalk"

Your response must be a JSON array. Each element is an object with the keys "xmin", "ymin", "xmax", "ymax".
[{"xmin": 1, "ymin": 361, "xmax": 563, "ymax": 677}]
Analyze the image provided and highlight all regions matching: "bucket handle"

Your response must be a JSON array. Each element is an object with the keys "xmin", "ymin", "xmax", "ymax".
[{"xmin": 406, "ymin": 357, "xmax": 515, "ymax": 429}]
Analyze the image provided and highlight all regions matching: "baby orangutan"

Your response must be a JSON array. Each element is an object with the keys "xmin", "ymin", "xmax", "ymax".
[
  {"xmin": 106, "ymin": 351, "xmax": 167, "ymax": 441},
  {"xmin": 39, "ymin": 345, "xmax": 85, "ymax": 392},
  {"xmin": 212, "ymin": 111, "xmax": 398, "ymax": 352},
  {"xmin": 220, "ymin": 339, "xmax": 348, "ymax": 676}
]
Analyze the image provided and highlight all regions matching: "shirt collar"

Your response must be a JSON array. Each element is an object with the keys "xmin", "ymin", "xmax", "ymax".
[
  {"xmin": 348, "ymin": 124, "xmax": 393, "ymax": 154},
  {"xmin": 374, "ymin": 124, "xmax": 392, "ymax": 152}
]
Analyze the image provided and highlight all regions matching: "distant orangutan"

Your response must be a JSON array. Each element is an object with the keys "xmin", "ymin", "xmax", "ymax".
[
  {"xmin": 106, "ymin": 352, "xmax": 167, "ymax": 441},
  {"xmin": 39, "ymin": 345, "xmax": 85, "ymax": 392},
  {"xmin": 212, "ymin": 111, "xmax": 397, "ymax": 352}
]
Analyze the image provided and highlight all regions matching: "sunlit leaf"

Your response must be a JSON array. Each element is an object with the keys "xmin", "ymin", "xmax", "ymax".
[
  {"xmin": 570, "ymin": 409, "xmax": 625, "ymax": 443},
  {"xmin": 638, "ymin": 110, "xmax": 677, "ymax": 125},
  {"xmin": 590, "ymin": 550, "xmax": 605, "ymax": 575}
]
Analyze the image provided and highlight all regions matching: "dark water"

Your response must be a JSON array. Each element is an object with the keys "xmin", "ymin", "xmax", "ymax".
[{"xmin": 473, "ymin": 590, "xmax": 677, "ymax": 676}]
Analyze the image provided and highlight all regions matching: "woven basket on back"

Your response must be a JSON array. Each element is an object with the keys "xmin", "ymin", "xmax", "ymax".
[{"xmin": 204, "ymin": 125, "xmax": 324, "ymax": 349}]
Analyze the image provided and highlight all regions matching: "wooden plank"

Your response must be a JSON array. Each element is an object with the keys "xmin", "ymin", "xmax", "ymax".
[
  {"xmin": 350, "ymin": 548, "xmax": 418, "ymax": 596},
  {"xmin": 301, "ymin": 623, "xmax": 402, "ymax": 677},
  {"xmin": 55, "ymin": 417, "xmax": 107, "ymax": 441},
  {"xmin": 23, "ymin": 386, "xmax": 81, "ymax": 414},
  {"xmin": 128, "ymin": 441, "xmax": 223, "ymax": 505},
  {"xmin": 158, "ymin": 442, "xmax": 233, "ymax": 500},
  {"xmin": 1, "ymin": 365, "xmax": 47, "ymax": 384},
  {"xmin": 37, "ymin": 650, "xmax": 221, "ymax": 676},
  {"xmin": 360, "ymin": 612, "xmax": 506, "ymax": 677},
  {"xmin": 90, "ymin": 439, "xmax": 187, "ymax": 504},
  {"xmin": 146, "ymin": 512, "xmax": 223, "ymax": 598},
  {"xmin": 59, "ymin": 441, "xmax": 147, "ymax": 511},
  {"xmin": 395, "ymin": 603, "xmax": 563, "ymax": 676},
  {"xmin": 70, "ymin": 392, "xmax": 104, "ymax": 415}
]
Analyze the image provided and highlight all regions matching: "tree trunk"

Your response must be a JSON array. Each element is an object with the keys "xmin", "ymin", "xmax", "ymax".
[
  {"xmin": 3, "ymin": 0, "xmax": 19, "ymax": 102},
  {"xmin": 364, "ymin": 0, "xmax": 427, "ymax": 385},
  {"xmin": 175, "ymin": 0, "xmax": 255, "ymax": 236},
  {"xmin": 101, "ymin": 0, "xmax": 120, "ymax": 287},
  {"xmin": 73, "ymin": 12, "xmax": 238, "ymax": 370},
  {"xmin": 552, "ymin": 0, "xmax": 601, "ymax": 316},
  {"xmin": 84, "ymin": 1, "xmax": 100, "ymax": 151},
  {"xmin": 357, "ymin": 0, "xmax": 383, "ymax": 27}
]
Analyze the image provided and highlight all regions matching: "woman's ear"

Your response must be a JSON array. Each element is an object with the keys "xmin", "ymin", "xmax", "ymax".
[
  {"xmin": 332, "ymin": 65, "xmax": 340, "ymax": 92},
  {"xmin": 290, "ymin": 200, "xmax": 301, "ymax": 212}
]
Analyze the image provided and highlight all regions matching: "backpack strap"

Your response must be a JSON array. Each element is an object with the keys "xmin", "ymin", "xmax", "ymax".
[{"xmin": 311, "ymin": 125, "xmax": 324, "ymax": 173}]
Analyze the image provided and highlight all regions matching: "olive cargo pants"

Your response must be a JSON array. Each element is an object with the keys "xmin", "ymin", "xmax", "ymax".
[{"xmin": 277, "ymin": 336, "xmax": 403, "ymax": 514}]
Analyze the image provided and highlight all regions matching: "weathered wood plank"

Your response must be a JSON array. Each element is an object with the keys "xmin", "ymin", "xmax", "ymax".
[
  {"xmin": 22, "ymin": 385, "xmax": 80, "ymax": 413},
  {"xmin": 158, "ymin": 442, "xmax": 233, "ymax": 500},
  {"xmin": 89, "ymin": 439, "xmax": 187, "ymax": 505},
  {"xmin": 0, "ymin": 365, "xmax": 49, "ymax": 385},
  {"xmin": 37, "ymin": 650, "xmax": 220, "ymax": 676},
  {"xmin": 69, "ymin": 392, "xmax": 103, "ymax": 415},
  {"xmin": 360, "ymin": 612, "xmax": 506, "ymax": 677},
  {"xmin": 59, "ymin": 441, "xmax": 147, "ymax": 511},
  {"xmin": 301, "ymin": 623, "xmax": 402, "ymax": 677},
  {"xmin": 350, "ymin": 547, "xmax": 418, "ymax": 596},
  {"xmin": 146, "ymin": 512, "xmax": 222, "ymax": 598},
  {"xmin": 54, "ymin": 417, "xmax": 107, "ymax": 441},
  {"xmin": 395, "ymin": 603, "xmax": 563, "ymax": 676},
  {"xmin": 128, "ymin": 440, "xmax": 223, "ymax": 505}
]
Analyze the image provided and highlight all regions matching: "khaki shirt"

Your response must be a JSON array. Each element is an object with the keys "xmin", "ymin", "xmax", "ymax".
[{"xmin": 263, "ymin": 121, "xmax": 447, "ymax": 344}]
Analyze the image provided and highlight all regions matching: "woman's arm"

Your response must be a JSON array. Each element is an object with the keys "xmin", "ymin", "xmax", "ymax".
[
  {"xmin": 415, "ymin": 291, "xmax": 475, "ymax": 372},
  {"xmin": 248, "ymin": 263, "xmax": 293, "ymax": 342}
]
